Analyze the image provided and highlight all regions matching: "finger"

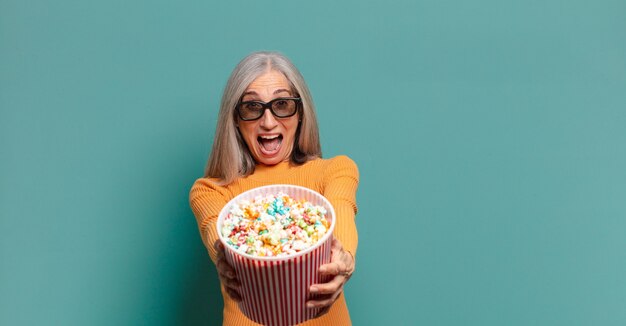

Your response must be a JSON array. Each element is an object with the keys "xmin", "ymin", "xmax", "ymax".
[
  {"xmin": 310, "ymin": 276, "xmax": 345, "ymax": 295},
  {"xmin": 214, "ymin": 240, "xmax": 224, "ymax": 252},
  {"xmin": 215, "ymin": 248, "xmax": 225, "ymax": 263},
  {"xmin": 215, "ymin": 252, "xmax": 236, "ymax": 275},
  {"xmin": 306, "ymin": 289, "xmax": 342, "ymax": 309},
  {"xmin": 214, "ymin": 242, "xmax": 236, "ymax": 277},
  {"xmin": 221, "ymin": 275, "xmax": 241, "ymax": 289},
  {"xmin": 341, "ymin": 251, "xmax": 355, "ymax": 276},
  {"xmin": 330, "ymin": 238, "xmax": 343, "ymax": 256},
  {"xmin": 226, "ymin": 287, "xmax": 242, "ymax": 302},
  {"xmin": 216, "ymin": 259, "xmax": 237, "ymax": 279},
  {"xmin": 315, "ymin": 305, "xmax": 331, "ymax": 318},
  {"xmin": 319, "ymin": 262, "xmax": 350, "ymax": 276}
]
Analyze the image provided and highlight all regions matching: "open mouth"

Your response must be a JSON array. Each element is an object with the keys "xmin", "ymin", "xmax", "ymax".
[{"xmin": 257, "ymin": 134, "xmax": 283, "ymax": 155}]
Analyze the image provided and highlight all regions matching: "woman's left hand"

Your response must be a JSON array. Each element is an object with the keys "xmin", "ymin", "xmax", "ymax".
[{"xmin": 306, "ymin": 238, "xmax": 355, "ymax": 314}]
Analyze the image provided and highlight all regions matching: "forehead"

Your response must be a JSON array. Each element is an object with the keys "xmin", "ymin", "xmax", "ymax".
[{"xmin": 245, "ymin": 70, "xmax": 292, "ymax": 93}]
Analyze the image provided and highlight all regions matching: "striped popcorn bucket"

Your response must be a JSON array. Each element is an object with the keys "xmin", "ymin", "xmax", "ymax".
[{"xmin": 217, "ymin": 185, "xmax": 336, "ymax": 326}]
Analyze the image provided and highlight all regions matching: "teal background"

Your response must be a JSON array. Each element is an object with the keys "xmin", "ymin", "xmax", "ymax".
[{"xmin": 2, "ymin": 0, "xmax": 625, "ymax": 325}]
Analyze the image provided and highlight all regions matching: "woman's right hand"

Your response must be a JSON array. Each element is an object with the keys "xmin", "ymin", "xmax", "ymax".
[{"xmin": 214, "ymin": 240, "xmax": 242, "ymax": 302}]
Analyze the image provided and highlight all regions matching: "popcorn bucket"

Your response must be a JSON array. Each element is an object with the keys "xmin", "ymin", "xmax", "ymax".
[{"xmin": 217, "ymin": 185, "xmax": 336, "ymax": 326}]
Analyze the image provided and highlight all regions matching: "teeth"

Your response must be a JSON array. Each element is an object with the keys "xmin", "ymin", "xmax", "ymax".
[{"xmin": 259, "ymin": 135, "xmax": 280, "ymax": 140}]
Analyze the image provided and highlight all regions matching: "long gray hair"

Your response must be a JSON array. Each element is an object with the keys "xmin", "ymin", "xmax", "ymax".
[{"xmin": 204, "ymin": 51, "xmax": 322, "ymax": 184}]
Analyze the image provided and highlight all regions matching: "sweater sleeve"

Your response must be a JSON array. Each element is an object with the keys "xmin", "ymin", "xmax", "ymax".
[
  {"xmin": 322, "ymin": 155, "xmax": 359, "ymax": 256},
  {"xmin": 189, "ymin": 178, "xmax": 232, "ymax": 263}
]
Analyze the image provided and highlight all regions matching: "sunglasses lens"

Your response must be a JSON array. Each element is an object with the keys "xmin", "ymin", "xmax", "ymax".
[
  {"xmin": 239, "ymin": 102, "xmax": 265, "ymax": 120},
  {"xmin": 271, "ymin": 99, "xmax": 297, "ymax": 117},
  {"xmin": 238, "ymin": 98, "xmax": 300, "ymax": 120}
]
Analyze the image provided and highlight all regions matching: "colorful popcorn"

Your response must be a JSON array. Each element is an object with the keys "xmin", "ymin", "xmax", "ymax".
[{"xmin": 221, "ymin": 192, "xmax": 330, "ymax": 257}]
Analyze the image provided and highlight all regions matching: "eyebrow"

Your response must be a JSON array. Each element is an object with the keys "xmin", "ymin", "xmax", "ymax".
[{"xmin": 242, "ymin": 89, "xmax": 292, "ymax": 97}]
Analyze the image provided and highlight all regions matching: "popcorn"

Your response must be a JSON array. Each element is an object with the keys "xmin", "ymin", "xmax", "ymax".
[
  {"xmin": 220, "ymin": 192, "xmax": 330, "ymax": 257},
  {"xmin": 216, "ymin": 185, "xmax": 336, "ymax": 325}
]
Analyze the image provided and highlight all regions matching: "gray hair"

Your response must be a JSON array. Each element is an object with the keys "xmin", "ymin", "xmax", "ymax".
[{"xmin": 204, "ymin": 51, "xmax": 322, "ymax": 184}]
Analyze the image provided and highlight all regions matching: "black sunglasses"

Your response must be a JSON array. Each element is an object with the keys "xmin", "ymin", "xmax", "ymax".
[{"xmin": 236, "ymin": 97, "xmax": 301, "ymax": 121}]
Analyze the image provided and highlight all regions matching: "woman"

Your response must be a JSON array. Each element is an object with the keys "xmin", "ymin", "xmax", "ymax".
[{"xmin": 189, "ymin": 51, "xmax": 358, "ymax": 325}]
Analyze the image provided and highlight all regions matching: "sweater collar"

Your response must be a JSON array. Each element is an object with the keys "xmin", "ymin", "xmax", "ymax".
[{"xmin": 253, "ymin": 160, "xmax": 292, "ymax": 173}]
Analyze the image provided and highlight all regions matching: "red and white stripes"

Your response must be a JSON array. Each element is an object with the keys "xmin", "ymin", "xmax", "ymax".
[
  {"xmin": 218, "ymin": 185, "xmax": 337, "ymax": 326},
  {"xmin": 225, "ymin": 236, "xmax": 333, "ymax": 326}
]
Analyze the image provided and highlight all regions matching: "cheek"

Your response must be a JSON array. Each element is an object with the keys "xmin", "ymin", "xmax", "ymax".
[
  {"xmin": 238, "ymin": 124, "xmax": 257, "ymax": 144},
  {"xmin": 285, "ymin": 120, "xmax": 300, "ymax": 137}
]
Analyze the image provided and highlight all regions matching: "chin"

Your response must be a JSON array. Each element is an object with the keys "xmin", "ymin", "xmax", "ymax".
[
  {"xmin": 253, "ymin": 149, "xmax": 292, "ymax": 166},
  {"xmin": 256, "ymin": 156, "xmax": 286, "ymax": 166}
]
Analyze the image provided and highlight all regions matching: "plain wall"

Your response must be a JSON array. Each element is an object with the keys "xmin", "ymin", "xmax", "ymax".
[{"xmin": 2, "ymin": 0, "xmax": 625, "ymax": 325}]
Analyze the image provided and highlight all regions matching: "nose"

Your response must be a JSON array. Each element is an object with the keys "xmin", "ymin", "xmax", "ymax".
[{"xmin": 259, "ymin": 108, "xmax": 278, "ymax": 129}]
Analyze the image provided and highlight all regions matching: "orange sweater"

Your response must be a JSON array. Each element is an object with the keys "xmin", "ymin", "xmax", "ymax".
[{"xmin": 190, "ymin": 155, "xmax": 359, "ymax": 325}]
